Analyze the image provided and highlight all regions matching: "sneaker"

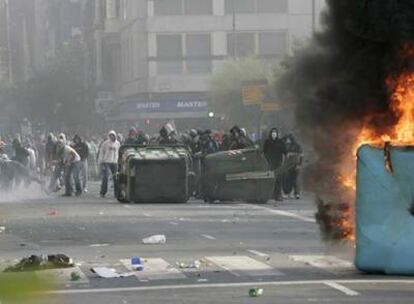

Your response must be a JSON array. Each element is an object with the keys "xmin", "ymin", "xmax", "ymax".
[
  {"xmin": 295, "ymin": 194, "xmax": 301, "ymax": 200},
  {"xmin": 83, "ymin": 188, "xmax": 88, "ymax": 193}
]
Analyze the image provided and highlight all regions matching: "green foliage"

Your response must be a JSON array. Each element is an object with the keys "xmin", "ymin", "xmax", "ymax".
[
  {"xmin": 9, "ymin": 38, "xmax": 95, "ymax": 131},
  {"xmin": 0, "ymin": 272, "xmax": 52, "ymax": 303},
  {"xmin": 210, "ymin": 56, "xmax": 283, "ymax": 129}
]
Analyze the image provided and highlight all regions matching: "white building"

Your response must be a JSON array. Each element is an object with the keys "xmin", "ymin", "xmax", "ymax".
[{"xmin": 98, "ymin": 0, "xmax": 326, "ymax": 125}]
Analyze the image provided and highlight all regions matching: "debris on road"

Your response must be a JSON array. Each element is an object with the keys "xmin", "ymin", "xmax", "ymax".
[
  {"xmin": 47, "ymin": 210, "xmax": 58, "ymax": 216},
  {"xmin": 142, "ymin": 235, "xmax": 166, "ymax": 244},
  {"xmin": 177, "ymin": 260, "xmax": 201, "ymax": 269},
  {"xmin": 91, "ymin": 267, "xmax": 134, "ymax": 278},
  {"xmin": 89, "ymin": 243, "xmax": 110, "ymax": 248},
  {"xmin": 0, "ymin": 226, "xmax": 5, "ymax": 233},
  {"xmin": 4, "ymin": 254, "xmax": 74, "ymax": 272},
  {"xmin": 131, "ymin": 257, "xmax": 144, "ymax": 271},
  {"xmin": 70, "ymin": 271, "xmax": 81, "ymax": 281},
  {"xmin": 249, "ymin": 288, "xmax": 264, "ymax": 297}
]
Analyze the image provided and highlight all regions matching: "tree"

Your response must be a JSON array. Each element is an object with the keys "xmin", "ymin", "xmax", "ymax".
[
  {"xmin": 210, "ymin": 56, "xmax": 282, "ymax": 131},
  {"xmin": 15, "ymin": 38, "xmax": 96, "ymax": 132}
]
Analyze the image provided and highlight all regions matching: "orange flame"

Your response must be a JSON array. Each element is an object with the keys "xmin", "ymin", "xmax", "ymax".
[{"xmin": 338, "ymin": 56, "xmax": 414, "ymax": 241}]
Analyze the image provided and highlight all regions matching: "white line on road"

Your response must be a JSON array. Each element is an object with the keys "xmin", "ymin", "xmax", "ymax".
[
  {"xmin": 46, "ymin": 279, "xmax": 414, "ymax": 295},
  {"xmin": 169, "ymin": 222, "xmax": 178, "ymax": 226},
  {"xmin": 245, "ymin": 204, "xmax": 316, "ymax": 223},
  {"xmin": 143, "ymin": 213, "xmax": 152, "ymax": 217},
  {"xmin": 89, "ymin": 244, "xmax": 110, "ymax": 248},
  {"xmin": 324, "ymin": 282, "xmax": 360, "ymax": 296},
  {"xmin": 201, "ymin": 234, "xmax": 216, "ymax": 240},
  {"xmin": 247, "ymin": 250, "xmax": 269, "ymax": 257}
]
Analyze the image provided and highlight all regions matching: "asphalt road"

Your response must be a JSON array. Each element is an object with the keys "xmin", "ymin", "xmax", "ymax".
[{"xmin": 0, "ymin": 183, "xmax": 413, "ymax": 304}]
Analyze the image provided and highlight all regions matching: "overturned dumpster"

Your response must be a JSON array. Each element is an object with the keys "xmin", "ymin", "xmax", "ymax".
[
  {"xmin": 117, "ymin": 146, "xmax": 192, "ymax": 203},
  {"xmin": 202, "ymin": 148, "xmax": 275, "ymax": 203},
  {"xmin": 355, "ymin": 144, "xmax": 414, "ymax": 275}
]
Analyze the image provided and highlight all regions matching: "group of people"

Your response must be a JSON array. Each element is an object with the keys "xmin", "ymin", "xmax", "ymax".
[{"xmin": 0, "ymin": 124, "xmax": 303, "ymax": 202}]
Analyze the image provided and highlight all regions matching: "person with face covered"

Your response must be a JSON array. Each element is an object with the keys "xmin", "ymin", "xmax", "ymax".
[
  {"xmin": 263, "ymin": 128, "xmax": 286, "ymax": 201},
  {"xmin": 72, "ymin": 135, "xmax": 90, "ymax": 193},
  {"xmin": 98, "ymin": 130, "xmax": 120, "ymax": 198}
]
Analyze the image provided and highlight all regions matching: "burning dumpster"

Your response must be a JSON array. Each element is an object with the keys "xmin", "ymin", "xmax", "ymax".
[
  {"xmin": 117, "ymin": 146, "xmax": 191, "ymax": 203},
  {"xmin": 355, "ymin": 144, "xmax": 414, "ymax": 275}
]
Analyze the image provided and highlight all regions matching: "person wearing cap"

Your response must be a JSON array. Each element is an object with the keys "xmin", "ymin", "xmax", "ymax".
[
  {"xmin": 57, "ymin": 139, "xmax": 82, "ymax": 197},
  {"xmin": 98, "ymin": 130, "xmax": 120, "ymax": 198}
]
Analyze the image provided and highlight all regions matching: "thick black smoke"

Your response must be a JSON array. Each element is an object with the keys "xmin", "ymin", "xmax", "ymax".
[
  {"xmin": 277, "ymin": 0, "xmax": 414, "ymax": 188},
  {"xmin": 276, "ymin": 0, "xmax": 414, "ymax": 240}
]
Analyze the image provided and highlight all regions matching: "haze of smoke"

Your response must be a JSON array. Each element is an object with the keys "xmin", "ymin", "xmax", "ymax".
[
  {"xmin": 0, "ymin": 184, "xmax": 48, "ymax": 203},
  {"xmin": 276, "ymin": 0, "xmax": 414, "ymax": 192}
]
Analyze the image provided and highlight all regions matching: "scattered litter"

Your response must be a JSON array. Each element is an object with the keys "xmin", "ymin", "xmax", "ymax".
[
  {"xmin": 91, "ymin": 267, "xmax": 134, "ymax": 279},
  {"xmin": 99, "ymin": 211, "xmax": 105, "ymax": 216},
  {"xmin": 131, "ymin": 257, "xmax": 144, "ymax": 271},
  {"xmin": 4, "ymin": 254, "xmax": 74, "ymax": 272},
  {"xmin": 197, "ymin": 278, "xmax": 208, "ymax": 282},
  {"xmin": 89, "ymin": 244, "xmax": 110, "ymax": 248},
  {"xmin": 0, "ymin": 226, "xmax": 5, "ymax": 233},
  {"xmin": 249, "ymin": 288, "xmax": 264, "ymax": 297},
  {"xmin": 177, "ymin": 260, "xmax": 201, "ymax": 269},
  {"xmin": 142, "ymin": 235, "xmax": 166, "ymax": 245},
  {"xmin": 47, "ymin": 210, "xmax": 58, "ymax": 216},
  {"xmin": 70, "ymin": 271, "xmax": 81, "ymax": 281}
]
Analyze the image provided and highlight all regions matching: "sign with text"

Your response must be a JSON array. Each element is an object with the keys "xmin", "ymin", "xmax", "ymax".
[{"xmin": 242, "ymin": 81, "xmax": 267, "ymax": 106}]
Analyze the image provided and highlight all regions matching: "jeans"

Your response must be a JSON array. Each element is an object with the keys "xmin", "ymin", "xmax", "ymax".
[
  {"xmin": 79, "ymin": 159, "xmax": 88, "ymax": 189},
  {"xmin": 100, "ymin": 163, "xmax": 118, "ymax": 197},
  {"xmin": 64, "ymin": 162, "xmax": 82, "ymax": 196},
  {"xmin": 273, "ymin": 169, "xmax": 282, "ymax": 200}
]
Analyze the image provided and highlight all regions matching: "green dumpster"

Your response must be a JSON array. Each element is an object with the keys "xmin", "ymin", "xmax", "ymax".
[
  {"xmin": 117, "ymin": 145, "xmax": 191, "ymax": 203},
  {"xmin": 202, "ymin": 148, "xmax": 275, "ymax": 203}
]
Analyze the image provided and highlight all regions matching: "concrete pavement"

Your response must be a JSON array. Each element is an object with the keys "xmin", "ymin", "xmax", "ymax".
[{"xmin": 0, "ymin": 183, "xmax": 412, "ymax": 303}]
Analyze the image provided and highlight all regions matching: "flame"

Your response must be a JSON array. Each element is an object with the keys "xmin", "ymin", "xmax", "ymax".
[{"xmin": 337, "ymin": 51, "xmax": 414, "ymax": 241}]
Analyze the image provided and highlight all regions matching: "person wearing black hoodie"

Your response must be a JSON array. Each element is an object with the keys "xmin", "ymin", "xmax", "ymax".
[
  {"xmin": 263, "ymin": 128, "xmax": 286, "ymax": 201},
  {"xmin": 72, "ymin": 135, "xmax": 90, "ymax": 192}
]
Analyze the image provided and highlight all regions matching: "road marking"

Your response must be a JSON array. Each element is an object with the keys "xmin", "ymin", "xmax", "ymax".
[
  {"xmin": 89, "ymin": 244, "xmax": 110, "ymax": 247},
  {"xmin": 290, "ymin": 255, "xmax": 353, "ymax": 274},
  {"xmin": 169, "ymin": 221, "xmax": 178, "ymax": 226},
  {"xmin": 120, "ymin": 258, "xmax": 186, "ymax": 281},
  {"xmin": 247, "ymin": 250, "xmax": 269, "ymax": 258},
  {"xmin": 244, "ymin": 204, "xmax": 316, "ymax": 223},
  {"xmin": 143, "ymin": 213, "xmax": 152, "ymax": 217},
  {"xmin": 201, "ymin": 234, "xmax": 216, "ymax": 240},
  {"xmin": 324, "ymin": 282, "xmax": 360, "ymax": 296},
  {"xmin": 206, "ymin": 256, "xmax": 284, "ymax": 277},
  {"xmin": 46, "ymin": 279, "xmax": 414, "ymax": 295}
]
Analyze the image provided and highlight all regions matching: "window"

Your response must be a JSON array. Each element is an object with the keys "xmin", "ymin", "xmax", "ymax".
[
  {"xmin": 257, "ymin": 0, "xmax": 288, "ymax": 13},
  {"xmin": 258, "ymin": 32, "xmax": 287, "ymax": 56},
  {"xmin": 154, "ymin": 0, "xmax": 182, "ymax": 16},
  {"xmin": 157, "ymin": 35, "xmax": 183, "ymax": 74},
  {"xmin": 225, "ymin": 0, "xmax": 255, "ymax": 14},
  {"xmin": 184, "ymin": 0, "xmax": 212, "ymax": 15},
  {"xmin": 186, "ymin": 34, "xmax": 211, "ymax": 73},
  {"xmin": 227, "ymin": 32, "xmax": 255, "ymax": 57}
]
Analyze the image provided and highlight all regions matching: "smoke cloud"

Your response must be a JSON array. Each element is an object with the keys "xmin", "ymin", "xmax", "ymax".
[{"xmin": 276, "ymin": 0, "xmax": 414, "ymax": 240}]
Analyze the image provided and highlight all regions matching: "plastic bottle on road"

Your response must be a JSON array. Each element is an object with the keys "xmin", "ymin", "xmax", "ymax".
[
  {"xmin": 249, "ymin": 288, "xmax": 264, "ymax": 297},
  {"xmin": 142, "ymin": 235, "xmax": 166, "ymax": 244}
]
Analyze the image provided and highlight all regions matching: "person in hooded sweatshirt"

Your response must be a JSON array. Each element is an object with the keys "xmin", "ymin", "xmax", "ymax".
[
  {"xmin": 72, "ymin": 135, "xmax": 90, "ymax": 193},
  {"xmin": 263, "ymin": 128, "xmax": 286, "ymax": 201},
  {"xmin": 98, "ymin": 130, "xmax": 120, "ymax": 198}
]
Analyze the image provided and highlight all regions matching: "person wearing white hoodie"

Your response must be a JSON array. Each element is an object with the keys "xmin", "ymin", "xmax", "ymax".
[{"xmin": 98, "ymin": 130, "xmax": 120, "ymax": 197}]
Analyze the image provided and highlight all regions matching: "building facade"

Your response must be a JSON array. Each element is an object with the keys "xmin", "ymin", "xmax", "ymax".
[{"xmin": 96, "ymin": 0, "xmax": 325, "ymax": 126}]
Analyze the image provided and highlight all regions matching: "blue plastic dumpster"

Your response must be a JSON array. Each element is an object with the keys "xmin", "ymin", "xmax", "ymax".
[{"xmin": 355, "ymin": 144, "xmax": 414, "ymax": 275}]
